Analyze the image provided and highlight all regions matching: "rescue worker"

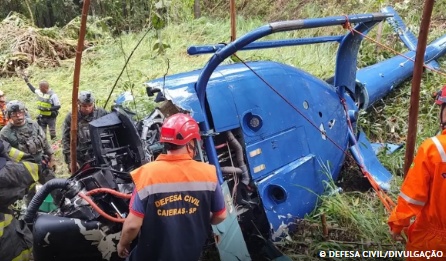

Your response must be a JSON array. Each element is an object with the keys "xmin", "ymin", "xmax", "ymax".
[
  {"xmin": 23, "ymin": 77, "xmax": 61, "ymax": 140},
  {"xmin": 62, "ymin": 91, "xmax": 108, "ymax": 173},
  {"xmin": 0, "ymin": 140, "xmax": 41, "ymax": 261},
  {"xmin": 0, "ymin": 90, "xmax": 8, "ymax": 129},
  {"xmin": 388, "ymin": 85, "xmax": 446, "ymax": 258},
  {"xmin": 117, "ymin": 113, "xmax": 227, "ymax": 261},
  {"xmin": 0, "ymin": 100, "xmax": 55, "ymax": 204}
]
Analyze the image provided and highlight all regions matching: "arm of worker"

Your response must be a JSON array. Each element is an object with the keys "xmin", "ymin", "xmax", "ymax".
[
  {"xmin": 118, "ymin": 212, "xmax": 143, "ymax": 258},
  {"xmin": 23, "ymin": 77, "xmax": 37, "ymax": 93},
  {"xmin": 210, "ymin": 184, "xmax": 227, "ymax": 225},
  {"xmin": 5, "ymin": 145, "xmax": 35, "ymax": 163},
  {"xmin": 50, "ymin": 93, "xmax": 61, "ymax": 111},
  {"xmin": 117, "ymin": 189, "xmax": 144, "ymax": 258},
  {"xmin": 49, "ymin": 105, "xmax": 61, "ymax": 111},
  {"xmin": 62, "ymin": 114, "xmax": 72, "ymax": 165},
  {"xmin": 0, "ymin": 161, "xmax": 40, "ymax": 210},
  {"xmin": 388, "ymin": 142, "xmax": 431, "ymax": 237}
]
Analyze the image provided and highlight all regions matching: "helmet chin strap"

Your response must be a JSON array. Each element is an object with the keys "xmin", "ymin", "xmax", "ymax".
[
  {"xmin": 186, "ymin": 142, "xmax": 196, "ymax": 158},
  {"xmin": 186, "ymin": 140, "xmax": 204, "ymax": 161}
]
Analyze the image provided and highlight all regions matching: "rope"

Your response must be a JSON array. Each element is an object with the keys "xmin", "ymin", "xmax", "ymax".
[
  {"xmin": 340, "ymin": 97, "xmax": 396, "ymax": 212},
  {"xmin": 342, "ymin": 17, "xmax": 446, "ymax": 77}
]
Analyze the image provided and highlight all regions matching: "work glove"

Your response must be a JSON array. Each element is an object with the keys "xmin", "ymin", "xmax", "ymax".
[
  {"xmin": 23, "ymin": 76, "xmax": 29, "ymax": 83},
  {"xmin": 38, "ymin": 106, "xmax": 50, "ymax": 111}
]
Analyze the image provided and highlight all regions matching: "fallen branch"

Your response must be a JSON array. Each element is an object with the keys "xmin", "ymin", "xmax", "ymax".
[{"xmin": 321, "ymin": 213, "xmax": 329, "ymax": 239}]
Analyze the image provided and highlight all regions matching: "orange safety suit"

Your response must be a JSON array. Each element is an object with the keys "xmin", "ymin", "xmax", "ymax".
[
  {"xmin": 388, "ymin": 130, "xmax": 446, "ymax": 260},
  {"xmin": 0, "ymin": 103, "xmax": 7, "ymax": 128}
]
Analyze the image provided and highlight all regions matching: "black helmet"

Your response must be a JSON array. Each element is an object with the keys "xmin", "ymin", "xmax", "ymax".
[
  {"xmin": 78, "ymin": 91, "xmax": 95, "ymax": 104},
  {"xmin": 6, "ymin": 100, "xmax": 26, "ymax": 117}
]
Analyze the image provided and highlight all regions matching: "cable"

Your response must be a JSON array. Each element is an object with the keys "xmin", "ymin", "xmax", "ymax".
[
  {"xmin": 78, "ymin": 192, "xmax": 126, "ymax": 223},
  {"xmin": 85, "ymin": 187, "xmax": 132, "ymax": 199}
]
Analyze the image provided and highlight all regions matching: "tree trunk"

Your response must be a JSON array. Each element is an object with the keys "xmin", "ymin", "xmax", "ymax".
[
  {"xmin": 24, "ymin": 0, "xmax": 35, "ymax": 25},
  {"xmin": 194, "ymin": 0, "xmax": 201, "ymax": 19},
  {"xmin": 46, "ymin": 0, "xmax": 55, "ymax": 27}
]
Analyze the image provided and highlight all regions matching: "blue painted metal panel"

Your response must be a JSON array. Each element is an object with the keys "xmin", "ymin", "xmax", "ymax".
[
  {"xmin": 371, "ymin": 143, "xmax": 403, "ymax": 155},
  {"xmin": 349, "ymin": 131, "xmax": 393, "ymax": 190},
  {"xmin": 245, "ymin": 127, "xmax": 308, "ymax": 180},
  {"xmin": 256, "ymin": 155, "xmax": 326, "ymax": 240},
  {"xmin": 187, "ymin": 36, "xmax": 343, "ymax": 55}
]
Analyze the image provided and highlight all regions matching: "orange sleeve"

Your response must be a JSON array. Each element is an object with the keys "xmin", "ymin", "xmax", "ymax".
[{"xmin": 388, "ymin": 142, "xmax": 431, "ymax": 233}]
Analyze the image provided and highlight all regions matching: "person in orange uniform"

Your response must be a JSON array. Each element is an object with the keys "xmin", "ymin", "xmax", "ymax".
[
  {"xmin": 117, "ymin": 113, "xmax": 227, "ymax": 261},
  {"xmin": 388, "ymin": 85, "xmax": 446, "ymax": 258},
  {"xmin": 0, "ymin": 91, "xmax": 8, "ymax": 129}
]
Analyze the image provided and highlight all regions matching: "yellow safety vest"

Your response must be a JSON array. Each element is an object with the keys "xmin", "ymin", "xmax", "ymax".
[{"xmin": 36, "ymin": 90, "xmax": 53, "ymax": 116}]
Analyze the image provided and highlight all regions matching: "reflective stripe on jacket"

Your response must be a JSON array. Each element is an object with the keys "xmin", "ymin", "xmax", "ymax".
[
  {"xmin": 130, "ymin": 154, "xmax": 219, "ymax": 261},
  {"xmin": 389, "ymin": 130, "xmax": 446, "ymax": 239},
  {"xmin": 36, "ymin": 90, "xmax": 53, "ymax": 116},
  {"xmin": 8, "ymin": 147, "xmax": 25, "ymax": 162}
]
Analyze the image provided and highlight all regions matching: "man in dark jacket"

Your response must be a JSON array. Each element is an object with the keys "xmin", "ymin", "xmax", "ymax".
[
  {"xmin": 117, "ymin": 113, "xmax": 226, "ymax": 261},
  {"xmin": 0, "ymin": 140, "xmax": 41, "ymax": 261},
  {"xmin": 62, "ymin": 91, "xmax": 108, "ymax": 173}
]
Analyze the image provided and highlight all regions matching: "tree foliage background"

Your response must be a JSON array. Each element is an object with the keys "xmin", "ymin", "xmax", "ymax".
[{"xmin": 0, "ymin": 0, "xmax": 156, "ymax": 32}]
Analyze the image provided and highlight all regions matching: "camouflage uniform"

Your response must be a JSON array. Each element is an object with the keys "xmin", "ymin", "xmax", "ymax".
[
  {"xmin": 0, "ymin": 118, "xmax": 53, "ymax": 163},
  {"xmin": 0, "ymin": 141, "xmax": 40, "ymax": 261},
  {"xmin": 0, "ymin": 119, "xmax": 55, "ymax": 204},
  {"xmin": 62, "ymin": 108, "xmax": 108, "ymax": 168}
]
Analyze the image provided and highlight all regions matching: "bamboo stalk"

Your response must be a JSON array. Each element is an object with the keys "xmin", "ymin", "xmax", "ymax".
[
  {"xmin": 403, "ymin": 0, "xmax": 435, "ymax": 178},
  {"xmin": 230, "ymin": 0, "xmax": 236, "ymax": 41},
  {"xmin": 24, "ymin": 0, "xmax": 34, "ymax": 25},
  {"xmin": 71, "ymin": 0, "xmax": 91, "ymax": 174}
]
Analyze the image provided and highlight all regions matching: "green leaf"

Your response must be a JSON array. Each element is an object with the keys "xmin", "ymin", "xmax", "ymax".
[{"xmin": 151, "ymin": 13, "xmax": 166, "ymax": 30}]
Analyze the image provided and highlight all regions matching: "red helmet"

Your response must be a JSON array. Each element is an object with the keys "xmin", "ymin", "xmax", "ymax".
[
  {"xmin": 435, "ymin": 85, "xmax": 446, "ymax": 105},
  {"xmin": 160, "ymin": 113, "xmax": 201, "ymax": 145}
]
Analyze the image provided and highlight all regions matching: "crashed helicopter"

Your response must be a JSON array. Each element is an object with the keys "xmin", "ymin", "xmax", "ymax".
[{"xmin": 24, "ymin": 6, "xmax": 446, "ymax": 261}]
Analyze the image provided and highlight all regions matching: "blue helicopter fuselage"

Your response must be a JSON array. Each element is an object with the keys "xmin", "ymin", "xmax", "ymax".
[
  {"xmin": 149, "ymin": 61, "xmax": 352, "ymax": 234},
  {"xmin": 144, "ymin": 9, "xmax": 446, "ymax": 254}
]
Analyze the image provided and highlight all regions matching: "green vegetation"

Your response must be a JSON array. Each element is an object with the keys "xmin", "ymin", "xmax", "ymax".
[{"xmin": 1, "ymin": 0, "xmax": 446, "ymax": 259}]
